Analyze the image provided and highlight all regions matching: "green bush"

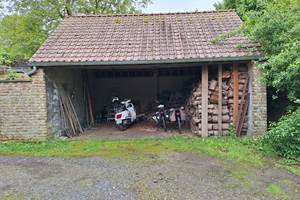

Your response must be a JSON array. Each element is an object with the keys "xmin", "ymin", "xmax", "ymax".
[
  {"xmin": 6, "ymin": 68, "xmax": 17, "ymax": 80},
  {"xmin": 260, "ymin": 108, "xmax": 300, "ymax": 160}
]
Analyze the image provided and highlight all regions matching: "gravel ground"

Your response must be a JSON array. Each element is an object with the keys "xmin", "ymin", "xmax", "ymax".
[{"xmin": 0, "ymin": 153, "xmax": 299, "ymax": 200}]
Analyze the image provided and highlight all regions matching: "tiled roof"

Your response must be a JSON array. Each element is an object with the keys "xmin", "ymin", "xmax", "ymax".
[{"xmin": 30, "ymin": 10, "xmax": 261, "ymax": 65}]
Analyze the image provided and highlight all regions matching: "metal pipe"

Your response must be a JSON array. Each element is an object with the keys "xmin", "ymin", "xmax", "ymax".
[
  {"xmin": 14, "ymin": 66, "xmax": 37, "ymax": 76},
  {"xmin": 26, "ymin": 66, "xmax": 37, "ymax": 76}
]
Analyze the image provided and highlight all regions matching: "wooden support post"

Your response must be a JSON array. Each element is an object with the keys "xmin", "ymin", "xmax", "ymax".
[
  {"xmin": 218, "ymin": 64, "xmax": 222, "ymax": 135},
  {"xmin": 233, "ymin": 63, "xmax": 239, "ymax": 128},
  {"xmin": 201, "ymin": 64, "xmax": 208, "ymax": 137}
]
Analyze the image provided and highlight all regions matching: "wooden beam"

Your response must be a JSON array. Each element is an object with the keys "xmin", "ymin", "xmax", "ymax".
[
  {"xmin": 233, "ymin": 63, "xmax": 239, "ymax": 128},
  {"xmin": 218, "ymin": 64, "xmax": 222, "ymax": 135},
  {"xmin": 201, "ymin": 64, "xmax": 208, "ymax": 137}
]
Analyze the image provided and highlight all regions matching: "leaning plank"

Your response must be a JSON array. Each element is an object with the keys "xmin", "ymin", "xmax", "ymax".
[
  {"xmin": 237, "ymin": 77, "xmax": 249, "ymax": 136},
  {"xmin": 67, "ymin": 95, "xmax": 83, "ymax": 134},
  {"xmin": 233, "ymin": 64, "xmax": 239, "ymax": 129},
  {"xmin": 201, "ymin": 64, "xmax": 208, "ymax": 137},
  {"xmin": 237, "ymin": 94, "xmax": 249, "ymax": 136}
]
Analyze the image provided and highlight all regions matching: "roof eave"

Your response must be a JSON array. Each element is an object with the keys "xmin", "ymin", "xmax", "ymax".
[{"xmin": 29, "ymin": 56, "xmax": 261, "ymax": 67}]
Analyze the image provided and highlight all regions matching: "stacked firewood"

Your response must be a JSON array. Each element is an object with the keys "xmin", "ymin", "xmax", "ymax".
[{"xmin": 186, "ymin": 69, "xmax": 248, "ymax": 136}]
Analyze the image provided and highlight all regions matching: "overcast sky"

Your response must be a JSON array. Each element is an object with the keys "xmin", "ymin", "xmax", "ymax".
[{"xmin": 142, "ymin": 0, "xmax": 220, "ymax": 13}]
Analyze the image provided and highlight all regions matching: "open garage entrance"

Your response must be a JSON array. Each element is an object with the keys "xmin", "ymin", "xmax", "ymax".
[
  {"xmin": 44, "ymin": 62, "xmax": 251, "ymax": 138},
  {"xmin": 45, "ymin": 63, "xmax": 202, "ymax": 138}
]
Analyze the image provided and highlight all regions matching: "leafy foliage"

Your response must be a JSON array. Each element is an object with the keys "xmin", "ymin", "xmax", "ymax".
[
  {"xmin": 1, "ymin": 0, "xmax": 151, "ymax": 28},
  {"xmin": 214, "ymin": 0, "xmax": 269, "ymax": 19},
  {"xmin": 0, "ymin": 48, "xmax": 11, "ymax": 65},
  {"xmin": 0, "ymin": 0, "xmax": 151, "ymax": 65},
  {"xmin": 6, "ymin": 68, "xmax": 18, "ymax": 80},
  {"xmin": 245, "ymin": 0, "xmax": 300, "ymax": 100},
  {"xmin": 0, "ymin": 14, "xmax": 47, "ymax": 65},
  {"xmin": 215, "ymin": 0, "xmax": 300, "ymax": 101},
  {"xmin": 260, "ymin": 108, "xmax": 300, "ymax": 160}
]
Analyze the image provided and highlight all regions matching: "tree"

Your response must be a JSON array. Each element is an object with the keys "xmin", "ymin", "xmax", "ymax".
[
  {"xmin": 214, "ymin": 0, "xmax": 270, "ymax": 19},
  {"xmin": 0, "ymin": 0, "xmax": 151, "ymax": 65},
  {"xmin": 1, "ymin": 0, "xmax": 151, "ymax": 32},
  {"xmin": 245, "ymin": 0, "xmax": 300, "ymax": 100},
  {"xmin": 215, "ymin": 0, "xmax": 300, "ymax": 101},
  {"xmin": 0, "ymin": 14, "xmax": 47, "ymax": 65},
  {"xmin": 214, "ymin": 0, "xmax": 239, "ymax": 10},
  {"xmin": 0, "ymin": 48, "xmax": 11, "ymax": 65}
]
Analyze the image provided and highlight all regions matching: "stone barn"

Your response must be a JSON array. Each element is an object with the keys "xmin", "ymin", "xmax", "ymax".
[{"xmin": 0, "ymin": 10, "xmax": 267, "ymax": 140}]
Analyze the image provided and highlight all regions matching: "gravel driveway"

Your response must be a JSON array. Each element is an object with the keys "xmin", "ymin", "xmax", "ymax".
[{"xmin": 0, "ymin": 153, "xmax": 299, "ymax": 200}]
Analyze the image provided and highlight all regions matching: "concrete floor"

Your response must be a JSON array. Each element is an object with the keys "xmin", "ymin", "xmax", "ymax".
[{"xmin": 74, "ymin": 121, "xmax": 192, "ymax": 140}]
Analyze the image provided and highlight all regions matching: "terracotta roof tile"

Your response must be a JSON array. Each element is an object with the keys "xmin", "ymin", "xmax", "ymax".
[{"xmin": 30, "ymin": 10, "xmax": 261, "ymax": 65}]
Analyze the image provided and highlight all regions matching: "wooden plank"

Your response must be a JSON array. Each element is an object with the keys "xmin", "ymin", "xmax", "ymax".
[
  {"xmin": 233, "ymin": 64, "xmax": 239, "ymax": 129},
  {"xmin": 201, "ymin": 64, "xmax": 208, "ymax": 137},
  {"xmin": 218, "ymin": 64, "xmax": 222, "ymax": 135},
  {"xmin": 237, "ymin": 77, "xmax": 249, "ymax": 136}
]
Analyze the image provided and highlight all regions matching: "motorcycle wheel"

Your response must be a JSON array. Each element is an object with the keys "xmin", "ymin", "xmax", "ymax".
[
  {"xmin": 177, "ymin": 119, "xmax": 182, "ymax": 134},
  {"xmin": 162, "ymin": 116, "xmax": 167, "ymax": 132}
]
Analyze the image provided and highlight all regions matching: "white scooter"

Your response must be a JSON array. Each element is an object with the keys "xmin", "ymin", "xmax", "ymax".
[{"xmin": 114, "ymin": 99, "xmax": 136, "ymax": 131}]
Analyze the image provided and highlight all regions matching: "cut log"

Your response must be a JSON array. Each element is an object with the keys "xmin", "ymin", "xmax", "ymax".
[{"xmin": 209, "ymin": 80, "xmax": 218, "ymax": 90}]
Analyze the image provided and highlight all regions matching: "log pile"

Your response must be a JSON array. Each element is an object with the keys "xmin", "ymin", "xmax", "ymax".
[{"xmin": 186, "ymin": 68, "xmax": 248, "ymax": 136}]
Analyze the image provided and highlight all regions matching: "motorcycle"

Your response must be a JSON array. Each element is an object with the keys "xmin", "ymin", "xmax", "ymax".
[
  {"xmin": 114, "ymin": 99, "xmax": 136, "ymax": 131},
  {"xmin": 169, "ymin": 106, "xmax": 186, "ymax": 133},
  {"xmin": 152, "ymin": 104, "xmax": 186, "ymax": 133},
  {"xmin": 152, "ymin": 104, "xmax": 169, "ymax": 132}
]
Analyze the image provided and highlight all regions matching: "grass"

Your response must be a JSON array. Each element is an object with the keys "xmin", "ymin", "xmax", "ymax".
[
  {"xmin": 266, "ymin": 183, "xmax": 289, "ymax": 200},
  {"xmin": 281, "ymin": 164, "xmax": 300, "ymax": 176},
  {"xmin": 0, "ymin": 135, "xmax": 299, "ymax": 173},
  {"xmin": 0, "ymin": 136, "xmax": 260, "ymax": 162},
  {"xmin": 0, "ymin": 73, "xmax": 30, "ymax": 81},
  {"xmin": 0, "ymin": 136, "xmax": 281, "ymax": 161}
]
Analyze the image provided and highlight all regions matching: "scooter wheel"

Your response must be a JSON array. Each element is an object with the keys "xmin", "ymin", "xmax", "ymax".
[{"xmin": 117, "ymin": 125, "xmax": 126, "ymax": 131}]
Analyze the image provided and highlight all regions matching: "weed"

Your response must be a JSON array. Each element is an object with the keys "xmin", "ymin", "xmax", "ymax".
[
  {"xmin": 266, "ymin": 183, "xmax": 289, "ymax": 200},
  {"xmin": 6, "ymin": 69, "xmax": 18, "ymax": 80}
]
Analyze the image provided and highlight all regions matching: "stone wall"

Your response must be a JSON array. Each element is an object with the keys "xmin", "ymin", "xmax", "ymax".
[
  {"xmin": 44, "ymin": 68, "xmax": 85, "ymax": 136},
  {"xmin": 0, "ymin": 69, "xmax": 48, "ymax": 140},
  {"xmin": 248, "ymin": 63, "xmax": 267, "ymax": 135},
  {"xmin": 45, "ymin": 74, "xmax": 61, "ymax": 137}
]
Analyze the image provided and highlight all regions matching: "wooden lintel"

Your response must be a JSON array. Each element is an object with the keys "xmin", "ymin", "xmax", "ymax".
[
  {"xmin": 233, "ymin": 63, "xmax": 239, "ymax": 128},
  {"xmin": 201, "ymin": 64, "xmax": 208, "ymax": 137},
  {"xmin": 218, "ymin": 64, "xmax": 222, "ymax": 135}
]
